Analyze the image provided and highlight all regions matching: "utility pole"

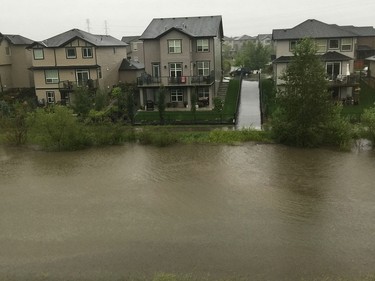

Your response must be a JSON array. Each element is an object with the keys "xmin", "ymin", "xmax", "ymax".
[
  {"xmin": 104, "ymin": 20, "xmax": 109, "ymax": 35},
  {"xmin": 86, "ymin": 19, "xmax": 91, "ymax": 33}
]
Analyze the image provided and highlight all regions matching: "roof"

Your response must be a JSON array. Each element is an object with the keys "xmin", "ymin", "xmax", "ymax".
[
  {"xmin": 272, "ymin": 19, "xmax": 375, "ymax": 40},
  {"xmin": 140, "ymin": 15, "xmax": 223, "ymax": 39},
  {"xmin": 119, "ymin": 59, "xmax": 144, "ymax": 71},
  {"xmin": 121, "ymin": 36, "xmax": 141, "ymax": 44},
  {"xmin": 31, "ymin": 29, "xmax": 127, "ymax": 48},
  {"xmin": 273, "ymin": 51, "xmax": 352, "ymax": 64},
  {"xmin": 0, "ymin": 34, "xmax": 34, "ymax": 45}
]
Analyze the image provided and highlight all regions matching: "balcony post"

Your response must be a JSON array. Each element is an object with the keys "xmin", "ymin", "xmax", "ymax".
[{"xmin": 139, "ymin": 88, "xmax": 144, "ymax": 107}]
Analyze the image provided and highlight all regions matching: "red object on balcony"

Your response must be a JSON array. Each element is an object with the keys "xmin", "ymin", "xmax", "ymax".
[{"xmin": 181, "ymin": 76, "xmax": 186, "ymax": 83}]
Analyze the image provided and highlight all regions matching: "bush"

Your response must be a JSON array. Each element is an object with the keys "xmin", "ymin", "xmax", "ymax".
[
  {"xmin": 137, "ymin": 127, "xmax": 178, "ymax": 147},
  {"xmin": 361, "ymin": 106, "xmax": 375, "ymax": 146}
]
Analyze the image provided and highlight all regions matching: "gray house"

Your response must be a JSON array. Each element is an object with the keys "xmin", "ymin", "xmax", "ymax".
[
  {"xmin": 137, "ymin": 15, "xmax": 224, "ymax": 109},
  {"xmin": 272, "ymin": 19, "xmax": 375, "ymax": 102}
]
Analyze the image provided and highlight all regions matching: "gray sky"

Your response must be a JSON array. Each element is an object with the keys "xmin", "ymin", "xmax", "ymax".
[{"xmin": 1, "ymin": 0, "xmax": 374, "ymax": 41}]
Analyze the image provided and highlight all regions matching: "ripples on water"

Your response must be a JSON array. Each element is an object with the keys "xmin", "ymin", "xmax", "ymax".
[{"xmin": 0, "ymin": 144, "xmax": 375, "ymax": 280}]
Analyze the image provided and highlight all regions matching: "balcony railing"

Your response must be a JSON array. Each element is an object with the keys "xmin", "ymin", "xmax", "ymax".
[
  {"xmin": 326, "ymin": 74, "xmax": 360, "ymax": 87},
  {"xmin": 58, "ymin": 79, "xmax": 99, "ymax": 92},
  {"xmin": 137, "ymin": 75, "xmax": 214, "ymax": 87}
]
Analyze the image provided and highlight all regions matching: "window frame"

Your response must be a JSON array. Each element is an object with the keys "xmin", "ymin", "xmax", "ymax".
[
  {"xmin": 169, "ymin": 62, "xmax": 183, "ymax": 77},
  {"xmin": 82, "ymin": 47, "xmax": 93, "ymax": 59},
  {"xmin": 46, "ymin": 91, "xmax": 55, "ymax": 104},
  {"xmin": 341, "ymin": 38, "xmax": 353, "ymax": 52},
  {"xmin": 33, "ymin": 48, "xmax": 44, "ymax": 60},
  {"xmin": 198, "ymin": 87, "xmax": 210, "ymax": 99},
  {"xmin": 197, "ymin": 61, "xmax": 210, "ymax": 76},
  {"xmin": 326, "ymin": 62, "xmax": 341, "ymax": 80},
  {"xmin": 315, "ymin": 39, "xmax": 327, "ymax": 53},
  {"xmin": 168, "ymin": 39, "xmax": 182, "ymax": 54},
  {"xmin": 5, "ymin": 46, "xmax": 11, "ymax": 56},
  {"xmin": 328, "ymin": 39, "xmax": 339, "ymax": 50},
  {"xmin": 45, "ymin": 69, "xmax": 59, "ymax": 84},
  {"xmin": 197, "ymin": 39, "xmax": 209, "ymax": 52},
  {"xmin": 170, "ymin": 89, "xmax": 183, "ymax": 102},
  {"xmin": 66, "ymin": 47, "xmax": 77, "ymax": 59}
]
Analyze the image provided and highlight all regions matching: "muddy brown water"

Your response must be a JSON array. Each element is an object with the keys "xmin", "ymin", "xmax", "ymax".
[{"xmin": 1, "ymin": 143, "xmax": 374, "ymax": 280}]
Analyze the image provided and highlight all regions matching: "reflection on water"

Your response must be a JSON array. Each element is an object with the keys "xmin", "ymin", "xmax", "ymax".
[{"xmin": 0, "ymin": 144, "xmax": 375, "ymax": 280}]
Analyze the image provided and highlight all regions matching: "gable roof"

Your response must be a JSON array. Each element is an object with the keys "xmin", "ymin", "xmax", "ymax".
[
  {"xmin": 272, "ymin": 19, "xmax": 375, "ymax": 40},
  {"xmin": 272, "ymin": 51, "xmax": 352, "ymax": 64},
  {"xmin": 30, "ymin": 29, "xmax": 127, "ymax": 48},
  {"xmin": 140, "ymin": 15, "xmax": 223, "ymax": 40},
  {"xmin": 119, "ymin": 59, "xmax": 144, "ymax": 71},
  {"xmin": 0, "ymin": 34, "xmax": 34, "ymax": 45},
  {"xmin": 121, "ymin": 36, "xmax": 141, "ymax": 44}
]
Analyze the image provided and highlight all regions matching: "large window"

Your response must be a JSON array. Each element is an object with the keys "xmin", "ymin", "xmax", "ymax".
[
  {"xmin": 45, "ymin": 70, "xmax": 59, "ymax": 83},
  {"xmin": 198, "ymin": 87, "xmax": 209, "ymax": 99},
  {"xmin": 66, "ymin": 47, "xmax": 77, "ymax": 59},
  {"xmin": 170, "ymin": 89, "xmax": 183, "ymax": 102},
  {"xmin": 329, "ymin": 39, "xmax": 339, "ymax": 50},
  {"xmin": 341, "ymin": 38, "xmax": 352, "ymax": 51},
  {"xmin": 197, "ymin": 39, "xmax": 209, "ymax": 52},
  {"xmin": 76, "ymin": 69, "xmax": 90, "ymax": 86},
  {"xmin": 326, "ymin": 62, "xmax": 341, "ymax": 80},
  {"xmin": 316, "ymin": 39, "xmax": 327, "ymax": 53},
  {"xmin": 169, "ymin": 63, "xmax": 182, "ymax": 77},
  {"xmin": 168, "ymin": 40, "xmax": 182, "ymax": 53},
  {"xmin": 289, "ymin": 40, "xmax": 298, "ymax": 51},
  {"xmin": 33, "ymin": 48, "xmax": 44, "ymax": 60},
  {"xmin": 197, "ymin": 61, "xmax": 210, "ymax": 76},
  {"xmin": 82, "ymin": 47, "xmax": 93, "ymax": 58},
  {"xmin": 152, "ymin": 63, "xmax": 160, "ymax": 78},
  {"xmin": 46, "ymin": 91, "xmax": 55, "ymax": 104}
]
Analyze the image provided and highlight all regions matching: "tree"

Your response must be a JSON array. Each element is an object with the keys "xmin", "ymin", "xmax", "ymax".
[
  {"xmin": 158, "ymin": 85, "xmax": 166, "ymax": 125},
  {"xmin": 0, "ymin": 102, "xmax": 30, "ymax": 145},
  {"xmin": 271, "ymin": 38, "xmax": 350, "ymax": 148},
  {"xmin": 70, "ymin": 87, "xmax": 93, "ymax": 117},
  {"xmin": 235, "ymin": 41, "xmax": 272, "ymax": 70}
]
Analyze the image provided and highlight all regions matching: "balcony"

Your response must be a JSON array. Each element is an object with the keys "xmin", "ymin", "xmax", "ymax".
[
  {"xmin": 326, "ymin": 74, "xmax": 360, "ymax": 88},
  {"xmin": 58, "ymin": 79, "xmax": 99, "ymax": 93},
  {"xmin": 137, "ymin": 75, "xmax": 214, "ymax": 87}
]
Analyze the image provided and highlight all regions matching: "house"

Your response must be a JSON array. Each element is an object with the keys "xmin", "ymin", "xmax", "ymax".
[
  {"xmin": 137, "ymin": 15, "xmax": 224, "ymax": 109},
  {"xmin": 0, "ymin": 33, "xmax": 34, "ymax": 92},
  {"xmin": 118, "ymin": 58, "xmax": 144, "ymax": 84},
  {"xmin": 256, "ymin": 34, "xmax": 272, "ymax": 47},
  {"xmin": 27, "ymin": 29, "xmax": 127, "ymax": 105},
  {"xmin": 271, "ymin": 19, "xmax": 375, "ymax": 101},
  {"xmin": 121, "ymin": 36, "xmax": 144, "ymax": 63}
]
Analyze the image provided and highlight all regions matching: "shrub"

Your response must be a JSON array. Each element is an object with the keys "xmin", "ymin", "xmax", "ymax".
[
  {"xmin": 361, "ymin": 106, "xmax": 375, "ymax": 146},
  {"xmin": 137, "ymin": 127, "xmax": 178, "ymax": 147}
]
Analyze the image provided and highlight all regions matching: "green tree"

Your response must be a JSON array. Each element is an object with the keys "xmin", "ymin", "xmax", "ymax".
[
  {"xmin": 29, "ymin": 106, "xmax": 86, "ymax": 151},
  {"xmin": 71, "ymin": 87, "xmax": 93, "ymax": 117},
  {"xmin": 0, "ymin": 102, "xmax": 30, "ymax": 145},
  {"xmin": 271, "ymin": 38, "xmax": 350, "ymax": 148},
  {"xmin": 125, "ymin": 85, "xmax": 136, "ymax": 124},
  {"xmin": 158, "ymin": 85, "xmax": 166, "ymax": 125},
  {"xmin": 361, "ymin": 106, "xmax": 375, "ymax": 146},
  {"xmin": 235, "ymin": 41, "xmax": 272, "ymax": 70}
]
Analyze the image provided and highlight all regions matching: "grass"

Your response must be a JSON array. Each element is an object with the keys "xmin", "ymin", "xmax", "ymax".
[{"xmin": 341, "ymin": 81, "xmax": 375, "ymax": 121}]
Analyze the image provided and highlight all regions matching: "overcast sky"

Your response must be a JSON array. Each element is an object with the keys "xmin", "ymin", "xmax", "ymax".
[{"xmin": 1, "ymin": 0, "xmax": 374, "ymax": 41}]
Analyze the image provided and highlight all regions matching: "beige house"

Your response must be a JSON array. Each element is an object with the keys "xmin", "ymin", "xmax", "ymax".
[
  {"xmin": 137, "ymin": 15, "xmax": 224, "ymax": 109},
  {"xmin": 28, "ymin": 29, "xmax": 127, "ymax": 104},
  {"xmin": 272, "ymin": 19, "xmax": 375, "ymax": 101},
  {"xmin": 0, "ymin": 33, "xmax": 34, "ymax": 92},
  {"xmin": 121, "ymin": 36, "xmax": 144, "ymax": 64}
]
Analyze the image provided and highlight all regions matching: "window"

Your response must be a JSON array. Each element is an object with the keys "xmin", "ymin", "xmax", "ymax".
[
  {"xmin": 33, "ymin": 48, "xmax": 44, "ymax": 60},
  {"xmin": 170, "ymin": 63, "xmax": 182, "ymax": 77},
  {"xmin": 315, "ymin": 39, "xmax": 327, "ymax": 53},
  {"xmin": 46, "ymin": 91, "xmax": 55, "ymax": 104},
  {"xmin": 98, "ymin": 67, "xmax": 102, "ymax": 79},
  {"xmin": 82, "ymin": 47, "xmax": 93, "ymax": 58},
  {"xmin": 197, "ymin": 61, "xmax": 210, "ymax": 76},
  {"xmin": 66, "ymin": 47, "xmax": 76, "ymax": 58},
  {"xmin": 152, "ymin": 63, "xmax": 160, "ymax": 78},
  {"xmin": 341, "ymin": 38, "xmax": 352, "ymax": 51},
  {"xmin": 290, "ymin": 40, "xmax": 298, "ymax": 51},
  {"xmin": 76, "ymin": 69, "xmax": 90, "ymax": 86},
  {"xmin": 198, "ymin": 87, "xmax": 209, "ymax": 99},
  {"xmin": 197, "ymin": 39, "xmax": 209, "ymax": 52},
  {"xmin": 170, "ymin": 89, "xmax": 183, "ymax": 102},
  {"xmin": 5, "ymin": 47, "xmax": 11, "ymax": 56},
  {"xmin": 45, "ymin": 70, "xmax": 59, "ymax": 83},
  {"xmin": 168, "ymin": 40, "xmax": 182, "ymax": 53},
  {"xmin": 132, "ymin": 42, "xmax": 138, "ymax": 51},
  {"xmin": 113, "ymin": 47, "xmax": 116, "ymax": 54},
  {"xmin": 326, "ymin": 62, "xmax": 341, "ymax": 80},
  {"xmin": 329, "ymin": 39, "xmax": 339, "ymax": 50}
]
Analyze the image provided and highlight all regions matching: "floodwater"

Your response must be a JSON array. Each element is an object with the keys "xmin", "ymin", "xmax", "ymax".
[{"xmin": 1, "ymin": 143, "xmax": 375, "ymax": 280}]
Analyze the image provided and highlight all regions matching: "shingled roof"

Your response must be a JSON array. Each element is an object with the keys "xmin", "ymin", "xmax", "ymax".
[
  {"xmin": 0, "ymin": 34, "xmax": 34, "ymax": 45},
  {"xmin": 31, "ymin": 29, "xmax": 127, "ymax": 48},
  {"xmin": 272, "ymin": 19, "xmax": 375, "ymax": 40},
  {"xmin": 140, "ymin": 15, "xmax": 223, "ymax": 40}
]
